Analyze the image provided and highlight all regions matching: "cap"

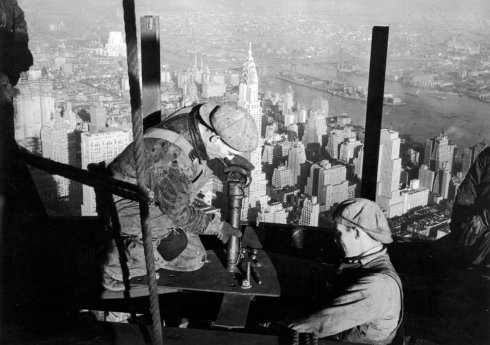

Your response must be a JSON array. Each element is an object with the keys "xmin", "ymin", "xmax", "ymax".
[
  {"xmin": 333, "ymin": 198, "xmax": 393, "ymax": 244},
  {"xmin": 199, "ymin": 103, "xmax": 258, "ymax": 152}
]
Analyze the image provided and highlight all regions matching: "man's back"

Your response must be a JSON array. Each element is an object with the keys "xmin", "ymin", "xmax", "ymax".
[{"xmin": 326, "ymin": 249, "xmax": 402, "ymax": 344}]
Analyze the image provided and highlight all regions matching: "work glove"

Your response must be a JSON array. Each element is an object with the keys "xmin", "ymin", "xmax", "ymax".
[
  {"xmin": 216, "ymin": 221, "xmax": 242, "ymax": 244},
  {"xmin": 455, "ymin": 210, "xmax": 490, "ymax": 247},
  {"xmin": 226, "ymin": 155, "xmax": 255, "ymax": 172},
  {"xmin": 287, "ymin": 317, "xmax": 318, "ymax": 335}
]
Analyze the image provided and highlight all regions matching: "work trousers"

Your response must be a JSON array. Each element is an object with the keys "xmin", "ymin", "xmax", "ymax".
[{"xmin": 102, "ymin": 198, "xmax": 207, "ymax": 283}]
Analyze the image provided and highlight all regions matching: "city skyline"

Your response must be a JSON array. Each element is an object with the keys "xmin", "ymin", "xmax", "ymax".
[{"xmin": 12, "ymin": 0, "xmax": 490, "ymax": 239}]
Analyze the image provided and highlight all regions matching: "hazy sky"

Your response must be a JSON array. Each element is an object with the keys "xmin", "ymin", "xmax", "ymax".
[{"xmin": 19, "ymin": 0, "xmax": 490, "ymax": 27}]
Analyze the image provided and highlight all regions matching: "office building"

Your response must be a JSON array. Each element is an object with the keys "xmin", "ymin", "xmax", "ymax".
[
  {"xmin": 376, "ymin": 129, "xmax": 404, "ymax": 217},
  {"xmin": 14, "ymin": 76, "xmax": 56, "ymax": 144},
  {"xmin": 257, "ymin": 202, "xmax": 288, "ymax": 225},
  {"xmin": 299, "ymin": 196, "xmax": 320, "ymax": 227},
  {"xmin": 272, "ymin": 165, "xmax": 292, "ymax": 189},
  {"xmin": 400, "ymin": 179, "xmax": 429, "ymax": 213},
  {"xmin": 105, "ymin": 31, "xmax": 126, "ymax": 57},
  {"xmin": 80, "ymin": 128, "xmax": 132, "ymax": 216},
  {"xmin": 424, "ymin": 133, "xmax": 456, "ymax": 173},
  {"xmin": 339, "ymin": 138, "xmax": 363, "ymax": 163},
  {"xmin": 40, "ymin": 113, "xmax": 75, "ymax": 200},
  {"xmin": 303, "ymin": 110, "xmax": 327, "ymax": 147},
  {"xmin": 287, "ymin": 141, "xmax": 307, "ymax": 187},
  {"xmin": 306, "ymin": 161, "xmax": 348, "ymax": 211},
  {"xmin": 354, "ymin": 146, "xmax": 364, "ymax": 178}
]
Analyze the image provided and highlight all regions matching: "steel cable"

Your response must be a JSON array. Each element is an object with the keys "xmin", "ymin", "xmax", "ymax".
[{"xmin": 122, "ymin": 1, "xmax": 163, "ymax": 344}]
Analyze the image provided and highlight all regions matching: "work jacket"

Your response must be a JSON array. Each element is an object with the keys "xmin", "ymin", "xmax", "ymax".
[
  {"xmin": 108, "ymin": 104, "xmax": 219, "ymax": 236},
  {"xmin": 297, "ymin": 247, "xmax": 403, "ymax": 344},
  {"xmin": 103, "ymin": 105, "xmax": 223, "ymax": 281}
]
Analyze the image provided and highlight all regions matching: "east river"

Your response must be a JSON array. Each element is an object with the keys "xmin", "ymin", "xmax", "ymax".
[
  {"xmin": 163, "ymin": 51, "xmax": 490, "ymax": 149},
  {"xmin": 262, "ymin": 65, "xmax": 490, "ymax": 149}
]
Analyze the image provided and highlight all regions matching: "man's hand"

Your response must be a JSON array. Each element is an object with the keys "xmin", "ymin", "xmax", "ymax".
[
  {"xmin": 217, "ymin": 221, "xmax": 242, "ymax": 244},
  {"xmin": 288, "ymin": 319, "xmax": 315, "ymax": 334},
  {"xmin": 456, "ymin": 213, "xmax": 489, "ymax": 246}
]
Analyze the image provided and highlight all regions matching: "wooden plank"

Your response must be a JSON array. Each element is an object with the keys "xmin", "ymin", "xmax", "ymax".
[{"xmin": 214, "ymin": 294, "xmax": 252, "ymax": 329}]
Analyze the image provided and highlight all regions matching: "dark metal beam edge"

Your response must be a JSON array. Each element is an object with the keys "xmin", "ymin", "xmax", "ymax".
[{"xmin": 361, "ymin": 26, "xmax": 389, "ymax": 201}]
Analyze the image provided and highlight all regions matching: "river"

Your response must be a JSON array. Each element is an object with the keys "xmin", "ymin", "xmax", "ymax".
[
  {"xmin": 262, "ymin": 64, "xmax": 490, "ymax": 150},
  {"xmin": 163, "ymin": 50, "xmax": 490, "ymax": 149}
]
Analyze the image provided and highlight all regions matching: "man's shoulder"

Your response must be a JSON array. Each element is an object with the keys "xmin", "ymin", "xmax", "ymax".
[
  {"xmin": 364, "ymin": 254, "xmax": 401, "ymax": 283},
  {"xmin": 354, "ymin": 272, "xmax": 401, "ymax": 300},
  {"xmin": 144, "ymin": 137, "xmax": 199, "ymax": 178}
]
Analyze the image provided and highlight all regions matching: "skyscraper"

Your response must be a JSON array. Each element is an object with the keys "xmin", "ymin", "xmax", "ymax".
[
  {"xmin": 14, "ymin": 75, "xmax": 55, "ymax": 145},
  {"xmin": 424, "ymin": 133, "xmax": 456, "ymax": 172},
  {"xmin": 41, "ymin": 112, "xmax": 73, "ymax": 200},
  {"xmin": 105, "ymin": 31, "xmax": 126, "ymax": 57},
  {"xmin": 419, "ymin": 164, "xmax": 436, "ymax": 191},
  {"xmin": 80, "ymin": 128, "xmax": 132, "ymax": 216},
  {"xmin": 299, "ymin": 196, "xmax": 320, "ymax": 227},
  {"xmin": 272, "ymin": 165, "xmax": 292, "ymax": 189},
  {"xmin": 303, "ymin": 110, "xmax": 327, "ymax": 147},
  {"xmin": 400, "ymin": 179, "xmax": 429, "ymax": 214},
  {"xmin": 306, "ymin": 160, "xmax": 348, "ymax": 211},
  {"xmin": 339, "ymin": 138, "xmax": 363, "ymax": 163},
  {"xmin": 288, "ymin": 141, "xmax": 307, "ymax": 187},
  {"xmin": 238, "ymin": 42, "xmax": 269, "ymax": 221},
  {"xmin": 376, "ymin": 129, "xmax": 404, "ymax": 217},
  {"xmin": 327, "ymin": 125, "xmax": 356, "ymax": 159},
  {"xmin": 280, "ymin": 86, "xmax": 294, "ymax": 115},
  {"xmin": 90, "ymin": 104, "xmax": 107, "ymax": 131},
  {"xmin": 257, "ymin": 202, "xmax": 288, "ymax": 225},
  {"xmin": 202, "ymin": 69, "xmax": 226, "ymax": 98},
  {"xmin": 354, "ymin": 146, "xmax": 364, "ymax": 178}
]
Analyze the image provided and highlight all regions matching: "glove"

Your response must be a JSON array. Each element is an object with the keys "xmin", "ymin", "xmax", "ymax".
[
  {"xmin": 456, "ymin": 213, "xmax": 489, "ymax": 247},
  {"xmin": 226, "ymin": 155, "xmax": 255, "ymax": 172},
  {"xmin": 216, "ymin": 221, "xmax": 242, "ymax": 244},
  {"xmin": 288, "ymin": 318, "xmax": 317, "ymax": 334},
  {"xmin": 223, "ymin": 156, "xmax": 255, "ymax": 187}
]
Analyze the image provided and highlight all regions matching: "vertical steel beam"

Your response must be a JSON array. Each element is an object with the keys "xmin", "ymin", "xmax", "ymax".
[
  {"xmin": 141, "ymin": 16, "xmax": 161, "ymax": 131},
  {"xmin": 361, "ymin": 26, "xmax": 389, "ymax": 201}
]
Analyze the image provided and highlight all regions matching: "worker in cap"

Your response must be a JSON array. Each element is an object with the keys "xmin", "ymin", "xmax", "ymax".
[
  {"xmin": 333, "ymin": 197, "xmax": 393, "ymax": 245},
  {"xmin": 198, "ymin": 102, "xmax": 258, "ymax": 154},
  {"xmin": 99, "ymin": 103, "xmax": 258, "ymax": 292},
  {"xmin": 288, "ymin": 198, "xmax": 403, "ymax": 344}
]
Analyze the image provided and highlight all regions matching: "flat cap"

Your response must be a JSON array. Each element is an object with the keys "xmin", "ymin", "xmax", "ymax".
[
  {"xmin": 333, "ymin": 198, "xmax": 393, "ymax": 244},
  {"xmin": 199, "ymin": 103, "xmax": 258, "ymax": 152}
]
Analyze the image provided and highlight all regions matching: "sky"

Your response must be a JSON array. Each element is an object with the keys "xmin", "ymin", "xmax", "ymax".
[{"xmin": 19, "ymin": 0, "xmax": 490, "ymax": 26}]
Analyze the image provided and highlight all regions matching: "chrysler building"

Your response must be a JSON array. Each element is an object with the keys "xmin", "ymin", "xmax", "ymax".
[{"xmin": 238, "ymin": 42, "xmax": 269, "ymax": 222}]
